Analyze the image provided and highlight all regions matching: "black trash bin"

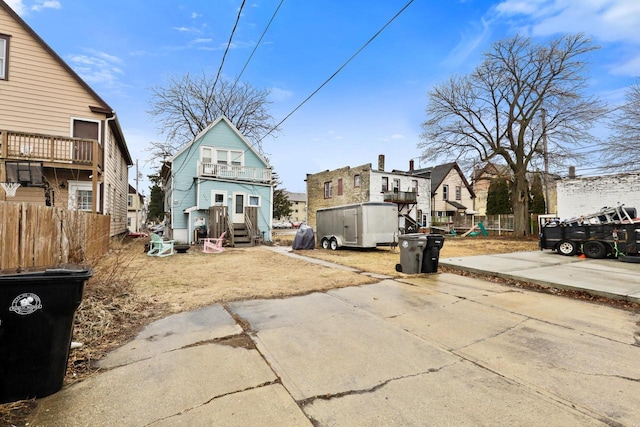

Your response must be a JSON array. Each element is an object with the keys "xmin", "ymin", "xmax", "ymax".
[
  {"xmin": 0, "ymin": 267, "xmax": 92, "ymax": 403},
  {"xmin": 422, "ymin": 234, "xmax": 445, "ymax": 273}
]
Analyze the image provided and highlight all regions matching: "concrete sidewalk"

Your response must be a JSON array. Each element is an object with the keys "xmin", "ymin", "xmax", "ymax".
[
  {"xmin": 440, "ymin": 250, "xmax": 640, "ymax": 303},
  {"xmin": 26, "ymin": 248, "xmax": 640, "ymax": 426}
]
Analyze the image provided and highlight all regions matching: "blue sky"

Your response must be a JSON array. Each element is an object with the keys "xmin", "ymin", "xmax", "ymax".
[{"xmin": 7, "ymin": 0, "xmax": 640, "ymax": 194}]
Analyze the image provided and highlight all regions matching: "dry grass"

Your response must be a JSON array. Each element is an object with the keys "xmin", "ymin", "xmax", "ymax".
[
  {"xmin": 1, "ymin": 234, "xmax": 538, "ymax": 424},
  {"xmin": 292, "ymin": 234, "xmax": 540, "ymax": 276}
]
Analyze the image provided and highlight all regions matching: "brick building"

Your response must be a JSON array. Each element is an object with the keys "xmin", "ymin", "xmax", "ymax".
[
  {"xmin": 305, "ymin": 155, "xmax": 431, "ymax": 231},
  {"xmin": 557, "ymin": 171, "xmax": 640, "ymax": 219}
]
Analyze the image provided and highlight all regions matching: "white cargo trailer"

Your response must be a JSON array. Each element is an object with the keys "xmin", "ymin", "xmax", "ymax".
[{"xmin": 316, "ymin": 202, "xmax": 398, "ymax": 250}]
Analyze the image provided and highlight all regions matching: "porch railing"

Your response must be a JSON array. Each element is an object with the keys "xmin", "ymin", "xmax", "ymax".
[
  {"xmin": 0, "ymin": 129, "xmax": 103, "ymax": 168},
  {"xmin": 383, "ymin": 190, "xmax": 417, "ymax": 203},
  {"xmin": 199, "ymin": 162, "xmax": 271, "ymax": 183}
]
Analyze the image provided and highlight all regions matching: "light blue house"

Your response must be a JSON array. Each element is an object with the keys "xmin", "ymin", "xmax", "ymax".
[{"xmin": 166, "ymin": 116, "xmax": 273, "ymax": 245}]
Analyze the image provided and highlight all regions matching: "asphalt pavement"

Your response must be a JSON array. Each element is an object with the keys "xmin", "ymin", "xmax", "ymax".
[{"xmin": 27, "ymin": 249, "xmax": 640, "ymax": 426}]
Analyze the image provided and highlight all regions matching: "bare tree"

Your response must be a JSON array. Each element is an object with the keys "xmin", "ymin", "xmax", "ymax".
[
  {"xmin": 419, "ymin": 33, "xmax": 606, "ymax": 235},
  {"xmin": 148, "ymin": 73, "xmax": 278, "ymax": 159},
  {"xmin": 603, "ymin": 81, "xmax": 640, "ymax": 171}
]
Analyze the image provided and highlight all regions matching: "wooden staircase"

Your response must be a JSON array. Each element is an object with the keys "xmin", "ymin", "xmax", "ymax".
[{"xmin": 232, "ymin": 223, "xmax": 253, "ymax": 247}]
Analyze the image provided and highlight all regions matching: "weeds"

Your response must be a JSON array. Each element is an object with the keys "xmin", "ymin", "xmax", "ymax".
[
  {"xmin": 0, "ymin": 237, "xmax": 167, "ymax": 424},
  {"xmin": 67, "ymin": 237, "xmax": 167, "ymax": 383}
]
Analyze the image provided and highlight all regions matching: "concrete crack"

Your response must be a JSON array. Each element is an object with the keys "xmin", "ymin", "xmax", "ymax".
[
  {"xmin": 454, "ymin": 317, "xmax": 530, "ymax": 352},
  {"xmin": 297, "ymin": 361, "xmax": 459, "ymax": 407},
  {"xmin": 144, "ymin": 379, "xmax": 281, "ymax": 426}
]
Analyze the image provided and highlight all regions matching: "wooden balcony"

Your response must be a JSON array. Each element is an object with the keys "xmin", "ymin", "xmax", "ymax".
[
  {"xmin": 199, "ymin": 162, "xmax": 272, "ymax": 183},
  {"xmin": 0, "ymin": 129, "xmax": 103, "ymax": 170},
  {"xmin": 383, "ymin": 190, "xmax": 417, "ymax": 204}
]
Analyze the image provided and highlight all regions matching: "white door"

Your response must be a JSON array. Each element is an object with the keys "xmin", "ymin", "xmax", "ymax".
[{"xmin": 233, "ymin": 193, "xmax": 245, "ymax": 223}]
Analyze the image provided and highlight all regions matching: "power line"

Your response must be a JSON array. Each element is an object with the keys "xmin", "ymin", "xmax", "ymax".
[
  {"xmin": 256, "ymin": 0, "xmax": 416, "ymax": 145},
  {"xmin": 232, "ymin": 0, "xmax": 285, "ymax": 91},
  {"xmin": 213, "ymin": 0, "xmax": 247, "ymax": 90},
  {"xmin": 172, "ymin": 0, "xmax": 248, "ymax": 180}
]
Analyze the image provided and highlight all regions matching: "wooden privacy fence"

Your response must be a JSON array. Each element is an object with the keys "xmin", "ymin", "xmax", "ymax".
[
  {"xmin": 0, "ymin": 201, "xmax": 110, "ymax": 271},
  {"xmin": 431, "ymin": 214, "xmax": 542, "ymax": 235}
]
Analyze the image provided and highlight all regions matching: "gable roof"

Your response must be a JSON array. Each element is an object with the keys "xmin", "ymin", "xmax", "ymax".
[
  {"xmin": 408, "ymin": 162, "xmax": 476, "ymax": 198},
  {"xmin": 0, "ymin": 0, "xmax": 111, "ymax": 110},
  {"xmin": 169, "ymin": 115, "xmax": 270, "ymax": 167},
  {"xmin": 0, "ymin": 0, "xmax": 132, "ymax": 166}
]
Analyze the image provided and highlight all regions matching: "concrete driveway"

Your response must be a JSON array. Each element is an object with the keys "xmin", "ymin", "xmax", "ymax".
[{"xmin": 28, "ymin": 254, "xmax": 640, "ymax": 426}]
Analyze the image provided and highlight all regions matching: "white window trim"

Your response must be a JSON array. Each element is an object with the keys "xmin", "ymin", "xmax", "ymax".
[
  {"xmin": 210, "ymin": 190, "xmax": 228, "ymax": 206},
  {"xmin": 215, "ymin": 149, "xmax": 244, "ymax": 166},
  {"xmin": 68, "ymin": 180, "xmax": 94, "ymax": 211},
  {"xmin": 0, "ymin": 36, "xmax": 7, "ymax": 80},
  {"xmin": 248, "ymin": 195, "xmax": 261, "ymax": 207},
  {"xmin": 201, "ymin": 146, "xmax": 214, "ymax": 163}
]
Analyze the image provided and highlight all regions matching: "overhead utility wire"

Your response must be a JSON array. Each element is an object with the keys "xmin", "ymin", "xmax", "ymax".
[
  {"xmin": 232, "ymin": 0, "xmax": 285, "ymax": 91},
  {"xmin": 172, "ymin": 0, "xmax": 247, "ymax": 179},
  {"xmin": 213, "ymin": 0, "xmax": 247, "ymax": 90},
  {"xmin": 255, "ymin": 0, "xmax": 415, "ymax": 145}
]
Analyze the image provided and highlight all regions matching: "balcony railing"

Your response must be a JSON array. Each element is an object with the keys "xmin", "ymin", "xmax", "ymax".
[
  {"xmin": 199, "ymin": 162, "xmax": 272, "ymax": 183},
  {"xmin": 383, "ymin": 190, "xmax": 417, "ymax": 203},
  {"xmin": 0, "ymin": 129, "xmax": 102, "ymax": 168}
]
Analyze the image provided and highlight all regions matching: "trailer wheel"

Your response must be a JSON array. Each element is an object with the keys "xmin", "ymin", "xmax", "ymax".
[
  {"xmin": 321, "ymin": 238, "xmax": 330, "ymax": 250},
  {"xmin": 583, "ymin": 241, "xmax": 607, "ymax": 259},
  {"xmin": 557, "ymin": 240, "xmax": 578, "ymax": 256},
  {"xmin": 329, "ymin": 238, "xmax": 339, "ymax": 251}
]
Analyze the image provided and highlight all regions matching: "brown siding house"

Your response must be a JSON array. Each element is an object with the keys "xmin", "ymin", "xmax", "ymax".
[{"xmin": 0, "ymin": 0, "xmax": 133, "ymax": 236}]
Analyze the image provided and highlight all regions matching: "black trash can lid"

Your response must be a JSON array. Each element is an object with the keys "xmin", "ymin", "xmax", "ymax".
[{"xmin": 0, "ymin": 266, "xmax": 92, "ymax": 282}]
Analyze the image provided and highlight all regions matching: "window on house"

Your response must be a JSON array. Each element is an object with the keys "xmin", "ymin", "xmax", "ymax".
[
  {"xmin": 127, "ymin": 195, "xmax": 133, "ymax": 207},
  {"xmin": 249, "ymin": 195, "xmax": 260, "ymax": 206},
  {"xmin": 216, "ymin": 149, "xmax": 244, "ymax": 166},
  {"xmin": 443, "ymin": 185, "xmax": 449, "ymax": 201},
  {"xmin": 411, "ymin": 180, "xmax": 418, "ymax": 192},
  {"xmin": 202, "ymin": 147, "xmax": 213, "ymax": 163},
  {"xmin": 354, "ymin": 174, "xmax": 361, "ymax": 187},
  {"xmin": 72, "ymin": 119, "xmax": 99, "ymax": 140},
  {"xmin": 381, "ymin": 177, "xmax": 388, "ymax": 192},
  {"xmin": 338, "ymin": 179, "xmax": 343, "ymax": 195},
  {"xmin": 76, "ymin": 190, "xmax": 92, "ymax": 211},
  {"xmin": 217, "ymin": 150, "xmax": 228, "ymax": 165},
  {"xmin": 393, "ymin": 178, "xmax": 400, "ymax": 192},
  {"xmin": 230, "ymin": 151, "xmax": 243, "ymax": 166},
  {"xmin": 0, "ymin": 35, "xmax": 9, "ymax": 80},
  {"xmin": 324, "ymin": 181, "xmax": 332, "ymax": 199},
  {"xmin": 211, "ymin": 191, "xmax": 226, "ymax": 206},
  {"xmin": 456, "ymin": 186, "xmax": 461, "ymax": 200}
]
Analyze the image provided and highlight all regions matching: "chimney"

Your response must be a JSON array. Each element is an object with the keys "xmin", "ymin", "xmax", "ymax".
[
  {"xmin": 378, "ymin": 154, "xmax": 385, "ymax": 171},
  {"xmin": 409, "ymin": 159, "xmax": 414, "ymax": 171},
  {"xmin": 568, "ymin": 166, "xmax": 576, "ymax": 179}
]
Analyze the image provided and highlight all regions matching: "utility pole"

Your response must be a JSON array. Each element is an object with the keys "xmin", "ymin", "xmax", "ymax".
[
  {"xmin": 135, "ymin": 159, "xmax": 140, "ymax": 232},
  {"xmin": 541, "ymin": 109, "xmax": 550, "ymax": 214}
]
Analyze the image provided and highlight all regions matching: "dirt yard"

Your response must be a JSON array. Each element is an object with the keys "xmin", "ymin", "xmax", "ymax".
[{"xmin": 127, "ymin": 234, "xmax": 538, "ymax": 311}]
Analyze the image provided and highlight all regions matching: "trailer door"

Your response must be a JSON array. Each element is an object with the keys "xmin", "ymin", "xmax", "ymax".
[{"xmin": 344, "ymin": 208, "xmax": 357, "ymax": 244}]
